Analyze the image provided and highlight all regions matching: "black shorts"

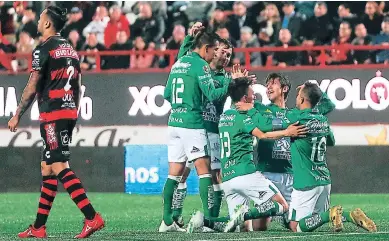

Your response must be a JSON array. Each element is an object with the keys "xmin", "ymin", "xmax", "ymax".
[{"xmin": 40, "ymin": 119, "xmax": 76, "ymax": 164}]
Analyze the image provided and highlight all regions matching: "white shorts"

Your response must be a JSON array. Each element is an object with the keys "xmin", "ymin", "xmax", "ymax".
[
  {"xmin": 223, "ymin": 172, "xmax": 280, "ymax": 217},
  {"xmin": 263, "ymin": 172, "xmax": 293, "ymax": 204},
  {"xmin": 185, "ymin": 132, "xmax": 220, "ymax": 170},
  {"xmin": 288, "ymin": 184, "xmax": 331, "ymax": 222},
  {"xmin": 168, "ymin": 126, "xmax": 209, "ymax": 163}
]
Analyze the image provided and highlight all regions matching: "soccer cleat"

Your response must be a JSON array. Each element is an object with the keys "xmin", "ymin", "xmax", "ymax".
[
  {"xmin": 187, "ymin": 210, "xmax": 204, "ymax": 233},
  {"xmin": 74, "ymin": 212, "xmax": 105, "ymax": 239},
  {"xmin": 18, "ymin": 225, "xmax": 47, "ymax": 238},
  {"xmin": 202, "ymin": 226, "xmax": 215, "ymax": 232},
  {"xmin": 329, "ymin": 205, "xmax": 344, "ymax": 232},
  {"xmin": 158, "ymin": 221, "xmax": 186, "ymax": 232},
  {"xmin": 224, "ymin": 205, "xmax": 246, "ymax": 233},
  {"xmin": 350, "ymin": 208, "xmax": 377, "ymax": 232}
]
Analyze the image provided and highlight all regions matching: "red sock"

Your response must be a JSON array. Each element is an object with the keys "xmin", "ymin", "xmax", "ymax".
[
  {"xmin": 57, "ymin": 168, "xmax": 96, "ymax": 220},
  {"xmin": 34, "ymin": 176, "xmax": 58, "ymax": 229}
]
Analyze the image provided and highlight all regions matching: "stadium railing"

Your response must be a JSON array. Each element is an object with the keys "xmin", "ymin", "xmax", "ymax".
[{"xmin": 1, "ymin": 44, "xmax": 389, "ymax": 74}]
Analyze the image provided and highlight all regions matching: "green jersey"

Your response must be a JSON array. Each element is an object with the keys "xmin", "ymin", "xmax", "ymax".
[
  {"xmin": 175, "ymin": 35, "xmax": 230, "ymax": 133},
  {"xmin": 286, "ymin": 108, "xmax": 334, "ymax": 190},
  {"xmin": 255, "ymin": 93, "xmax": 335, "ymax": 174},
  {"xmin": 218, "ymin": 107, "xmax": 281, "ymax": 182},
  {"xmin": 164, "ymin": 52, "xmax": 230, "ymax": 129}
]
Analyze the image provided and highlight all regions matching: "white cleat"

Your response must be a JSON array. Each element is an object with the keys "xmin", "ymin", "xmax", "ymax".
[
  {"xmin": 187, "ymin": 210, "xmax": 204, "ymax": 233},
  {"xmin": 158, "ymin": 221, "xmax": 186, "ymax": 232},
  {"xmin": 224, "ymin": 205, "xmax": 246, "ymax": 233},
  {"xmin": 202, "ymin": 226, "xmax": 215, "ymax": 232}
]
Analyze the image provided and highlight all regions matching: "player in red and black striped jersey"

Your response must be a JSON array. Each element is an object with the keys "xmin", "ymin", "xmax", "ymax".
[{"xmin": 8, "ymin": 6, "xmax": 105, "ymax": 239}]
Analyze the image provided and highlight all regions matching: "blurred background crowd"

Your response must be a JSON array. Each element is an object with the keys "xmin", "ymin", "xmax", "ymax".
[{"xmin": 1, "ymin": 1, "xmax": 389, "ymax": 71}]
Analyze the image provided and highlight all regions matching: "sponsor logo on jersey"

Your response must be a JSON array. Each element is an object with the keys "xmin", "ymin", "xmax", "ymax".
[
  {"xmin": 44, "ymin": 123, "xmax": 58, "ymax": 150},
  {"xmin": 272, "ymin": 137, "xmax": 291, "ymax": 160},
  {"xmin": 49, "ymin": 47, "xmax": 79, "ymax": 60},
  {"xmin": 305, "ymin": 119, "xmax": 329, "ymax": 134}
]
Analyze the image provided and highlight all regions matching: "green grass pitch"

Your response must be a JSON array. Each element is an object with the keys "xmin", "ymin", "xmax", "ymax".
[{"xmin": 0, "ymin": 193, "xmax": 388, "ymax": 240}]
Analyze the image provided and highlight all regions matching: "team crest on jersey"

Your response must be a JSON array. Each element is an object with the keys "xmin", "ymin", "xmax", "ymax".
[
  {"xmin": 203, "ymin": 65, "xmax": 210, "ymax": 73},
  {"xmin": 272, "ymin": 137, "xmax": 291, "ymax": 160}
]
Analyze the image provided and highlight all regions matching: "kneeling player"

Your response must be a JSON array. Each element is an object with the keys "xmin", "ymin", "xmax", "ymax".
[
  {"xmin": 187, "ymin": 77, "xmax": 307, "ymax": 233},
  {"xmin": 285, "ymin": 82, "xmax": 377, "ymax": 233}
]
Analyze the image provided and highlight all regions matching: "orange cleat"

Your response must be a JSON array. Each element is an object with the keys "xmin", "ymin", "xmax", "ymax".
[
  {"xmin": 74, "ymin": 213, "xmax": 105, "ymax": 239},
  {"xmin": 18, "ymin": 225, "xmax": 47, "ymax": 238}
]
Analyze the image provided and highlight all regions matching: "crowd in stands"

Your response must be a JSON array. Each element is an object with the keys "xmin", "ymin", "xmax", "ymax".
[{"xmin": 1, "ymin": 1, "xmax": 389, "ymax": 72}]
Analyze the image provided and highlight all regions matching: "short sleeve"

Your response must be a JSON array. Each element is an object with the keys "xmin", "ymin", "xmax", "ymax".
[
  {"xmin": 31, "ymin": 47, "xmax": 48, "ymax": 71},
  {"xmin": 242, "ymin": 115, "xmax": 256, "ymax": 134}
]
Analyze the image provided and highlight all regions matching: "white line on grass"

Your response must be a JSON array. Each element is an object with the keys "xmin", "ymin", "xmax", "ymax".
[{"xmin": 198, "ymin": 231, "xmax": 389, "ymax": 241}]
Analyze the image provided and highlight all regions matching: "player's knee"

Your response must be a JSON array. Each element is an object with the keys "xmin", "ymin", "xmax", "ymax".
[
  {"xmin": 168, "ymin": 162, "xmax": 186, "ymax": 176},
  {"xmin": 180, "ymin": 167, "xmax": 191, "ymax": 183},
  {"xmin": 50, "ymin": 162, "xmax": 69, "ymax": 176},
  {"xmin": 41, "ymin": 162, "xmax": 53, "ymax": 176},
  {"xmin": 194, "ymin": 156, "xmax": 211, "ymax": 175}
]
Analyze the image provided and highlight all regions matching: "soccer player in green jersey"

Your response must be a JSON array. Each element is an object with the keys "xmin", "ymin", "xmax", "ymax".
[
  {"xmin": 237, "ymin": 73, "xmax": 335, "ymax": 231},
  {"xmin": 285, "ymin": 82, "xmax": 377, "ymax": 233},
  {"xmin": 186, "ymin": 77, "xmax": 307, "ymax": 233},
  {"xmin": 160, "ymin": 29, "xmax": 232, "ymax": 232}
]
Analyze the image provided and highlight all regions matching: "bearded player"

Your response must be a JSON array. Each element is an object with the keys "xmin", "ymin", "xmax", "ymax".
[
  {"xmin": 8, "ymin": 6, "xmax": 104, "ymax": 239},
  {"xmin": 285, "ymin": 82, "xmax": 376, "ymax": 233}
]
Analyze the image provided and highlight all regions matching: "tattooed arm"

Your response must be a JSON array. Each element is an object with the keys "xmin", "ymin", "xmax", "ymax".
[{"xmin": 8, "ymin": 71, "xmax": 41, "ymax": 132}]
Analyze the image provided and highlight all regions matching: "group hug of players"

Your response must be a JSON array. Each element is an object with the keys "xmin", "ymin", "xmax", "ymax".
[{"xmin": 160, "ymin": 22, "xmax": 377, "ymax": 234}]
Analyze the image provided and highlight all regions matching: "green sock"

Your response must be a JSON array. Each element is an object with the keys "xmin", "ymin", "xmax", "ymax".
[
  {"xmin": 204, "ymin": 216, "xmax": 229, "ymax": 232},
  {"xmin": 342, "ymin": 211, "xmax": 354, "ymax": 223},
  {"xmin": 199, "ymin": 174, "xmax": 214, "ymax": 218},
  {"xmin": 211, "ymin": 184, "xmax": 223, "ymax": 217},
  {"xmin": 162, "ymin": 176, "xmax": 180, "ymax": 226},
  {"xmin": 172, "ymin": 182, "xmax": 187, "ymax": 221},
  {"xmin": 298, "ymin": 211, "xmax": 330, "ymax": 232},
  {"xmin": 244, "ymin": 200, "xmax": 284, "ymax": 220}
]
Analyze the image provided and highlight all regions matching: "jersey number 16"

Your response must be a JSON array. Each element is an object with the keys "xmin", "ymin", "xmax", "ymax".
[{"xmin": 311, "ymin": 136, "xmax": 327, "ymax": 163}]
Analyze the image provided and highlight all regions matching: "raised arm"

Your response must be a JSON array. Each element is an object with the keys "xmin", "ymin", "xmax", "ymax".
[
  {"xmin": 314, "ymin": 92, "xmax": 336, "ymax": 115},
  {"xmin": 198, "ymin": 64, "xmax": 230, "ymax": 102}
]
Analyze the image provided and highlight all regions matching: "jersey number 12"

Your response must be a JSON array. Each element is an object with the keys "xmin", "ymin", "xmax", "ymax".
[
  {"xmin": 220, "ymin": 132, "xmax": 231, "ymax": 158},
  {"xmin": 172, "ymin": 78, "xmax": 184, "ymax": 104}
]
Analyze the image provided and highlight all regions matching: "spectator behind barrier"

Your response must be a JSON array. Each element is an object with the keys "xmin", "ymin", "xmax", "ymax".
[
  {"xmin": 131, "ymin": 2, "xmax": 165, "ymax": 45},
  {"xmin": 68, "ymin": 30, "xmax": 84, "ymax": 51},
  {"xmin": 362, "ymin": 1, "xmax": 384, "ymax": 36},
  {"xmin": 159, "ymin": 25, "xmax": 186, "ymax": 68},
  {"xmin": 83, "ymin": 6, "xmax": 109, "ymax": 45},
  {"xmin": 16, "ymin": 31, "xmax": 35, "ymax": 71},
  {"xmin": 80, "ymin": 32, "xmax": 106, "ymax": 70},
  {"xmin": 351, "ymin": 23, "xmax": 373, "ymax": 64},
  {"xmin": 227, "ymin": 2, "xmax": 255, "ymax": 41},
  {"xmin": 106, "ymin": 30, "xmax": 132, "ymax": 69},
  {"xmin": 61, "ymin": 7, "xmax": 87, "ymax": 39},
  {"xmin": 281, "ymin": 2, "xmax": 302, "ymax": 41},
  {"xmin": 334, "ymin": 3, "xmax": 359, "ymax": 35},
  {"xmin": 105, "ymin": 5, "xmax": 130, "ymax": 48},
  {"xmin": 130, "ymin": 36, "xmax": 156, "ymax": 69},
  {"xmin": 16, "ymin": 7, "xmax": 38, "ymax": 41},
  {"xmin": 273, "ymin": 28, "xmax": 301, "ymax": 67},
  {"xmin": 256, "ymin": 3, "xmax": 281, "ymax": 43},
  {"xmin": 302, "ymin": 2, "xmax": 334, "ymax": 45},
  {"xmin": 209, "ymin": 7, "xmax": 227, "ymax": 31},
  {"xmin": 234, "ymin": 26, "xmax": 262, "ymax": 67},
  {"xmin": 373, "ymin": 17, "xmax": 389, "ymax": 63},
  {"xmin": 216, "ymin": 24, "xmax": 237, "ymax": 47},
  {"xmin": 328, "ymin": 21, "xmax": 353, "ymax": 65}
]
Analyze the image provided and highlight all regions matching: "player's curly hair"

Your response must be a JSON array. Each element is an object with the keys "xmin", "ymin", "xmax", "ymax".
[
  {"xmin": 265, "ymin": 73, "xmax": 291, "ymax": 100},
  {"xmin": 46, "ymin": 6, "xmax": 67, "ymax": 32},
  {"xmin": 228, "ymin": 77, "xmax": 252, "ymax": 102}
]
